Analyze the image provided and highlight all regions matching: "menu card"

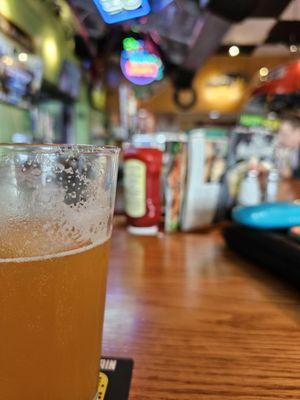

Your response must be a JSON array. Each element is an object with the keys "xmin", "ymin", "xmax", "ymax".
[{"xmin": 99, "ymin": 358, "xmax": 134, "ymax": 400}]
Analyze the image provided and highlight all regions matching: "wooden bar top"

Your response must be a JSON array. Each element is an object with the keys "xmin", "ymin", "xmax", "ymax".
[{"xmin": 103, "ymin": 226, "xmax": 300, "ymax": 399}]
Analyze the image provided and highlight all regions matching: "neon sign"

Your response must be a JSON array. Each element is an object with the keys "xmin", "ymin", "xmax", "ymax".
[
  {"xmin": 120, "ymin": 37, "xmax": 164, "ymax": 85},
  {"xmin": 125, "ymin": 62, "xmax": 159, "ymax": 77},
  {"xmin": 92, "ymin": 0, "xmax": 151, "ymax": 24},
  {"xmin": 123, "ymin": 37, "xmax": 142, "ymax": 52}
]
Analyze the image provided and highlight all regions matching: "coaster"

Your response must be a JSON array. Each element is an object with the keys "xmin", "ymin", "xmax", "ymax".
[{"xmin": 98, "ymin": 357, "xmax": 134, "ymax": 400}]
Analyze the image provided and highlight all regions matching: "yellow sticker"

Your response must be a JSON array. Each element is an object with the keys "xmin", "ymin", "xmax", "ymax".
[{"xmin": 98, "ymin": 372, "xmax": 109, "ymax": 400}]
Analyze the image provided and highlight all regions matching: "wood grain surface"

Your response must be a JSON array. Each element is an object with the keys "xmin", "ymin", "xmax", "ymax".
[{"xmin": 103, "ymin": 226, "xmax": 300, "ymax": 399}]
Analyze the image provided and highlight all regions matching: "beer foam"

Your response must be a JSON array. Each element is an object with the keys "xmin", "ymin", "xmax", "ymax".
[
  {"xmin": 0, "ymin": 237, "xmax": 109, "ymax": 264},
  {"xmin": 0, "ymin": 151, "xmax": 116, "ymax": 263}
]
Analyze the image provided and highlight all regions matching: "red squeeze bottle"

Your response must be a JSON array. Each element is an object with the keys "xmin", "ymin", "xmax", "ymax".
[{"xmin": 123, "ymin": 146, "xmax": 163, "ymax": 235}]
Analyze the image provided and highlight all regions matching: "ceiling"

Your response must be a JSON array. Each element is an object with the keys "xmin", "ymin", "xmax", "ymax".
[
  {"xmin": 67, "ymin": 0, "xmax": 299, "ymax": 65},
  {"xmin": 64, "ymin": 0, "xmax": 299, "ymax": 112},
  {"xmin": 218, "ymin": 0, "xmax": 300, "ymax": 56}
]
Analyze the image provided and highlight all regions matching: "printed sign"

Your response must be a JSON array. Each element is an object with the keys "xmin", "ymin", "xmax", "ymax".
[
  {"xmin": 93, "ymin": 0, "xmax": 151, "ymax": 24},
  {"xmin": 99, "ymin": 358, "xmax": 134, "ymax": 400}
]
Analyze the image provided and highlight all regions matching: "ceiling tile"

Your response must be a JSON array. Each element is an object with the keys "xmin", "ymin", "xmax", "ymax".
[
  {"xmin": 223, "ymin": 18, "xmax": 276, "ymax": 45},
  {"xmin": 253, "ymin": 43, "xmax": 291, "ymax": 56},
  {"xmin": 251, "ymin": 0, "xmax": 292, "ymax": 18},
  {"xmin": 280, "ymin": 0, "xmax": 300, "ymax": 20},
  {"xmin": 266, "ymin": 20, "xmax": 300, "ymax": 43}
]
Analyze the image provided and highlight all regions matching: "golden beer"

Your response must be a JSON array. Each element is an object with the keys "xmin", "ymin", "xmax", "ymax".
[
  {"xmin": 0, "ymin": 144, "xmax": 119, "ymax": 400},
  {"xmin": 0, "ymin": 232, "xmax": 109, "ymax": 400}
]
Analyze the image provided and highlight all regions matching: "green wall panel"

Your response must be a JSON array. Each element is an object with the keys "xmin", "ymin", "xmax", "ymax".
[
  {"xmin": 0, "ymin": 0, "xmax": 92, "ymax": 144},
  {"xmin": 0, "ymin": 103, "xmax": 30, "ymax": 142}
]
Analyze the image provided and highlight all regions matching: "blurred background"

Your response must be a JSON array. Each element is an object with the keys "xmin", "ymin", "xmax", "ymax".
[{"xmin": 0, "ymin": 0, "xmax": 299, "ymax": 230}]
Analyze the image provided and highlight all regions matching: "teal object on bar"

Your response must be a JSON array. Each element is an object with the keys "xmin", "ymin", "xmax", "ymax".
[{"xmin": 232, "ymin": 202, "xmax": 300, "ymax": 229}]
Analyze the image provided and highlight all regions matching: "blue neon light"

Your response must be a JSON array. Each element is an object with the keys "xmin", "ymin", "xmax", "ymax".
[{"xmin": 92, "ymin": 0, "xmax": 151, "ymax": 24}]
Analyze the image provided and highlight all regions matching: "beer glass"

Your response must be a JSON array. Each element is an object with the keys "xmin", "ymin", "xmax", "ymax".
[{"xmin": 0, "ymin": 144, "xmax": 119, "ymax": 400}]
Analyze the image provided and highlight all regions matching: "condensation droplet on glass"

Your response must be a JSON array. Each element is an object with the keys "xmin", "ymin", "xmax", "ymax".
[
  {"xmin": 57, "ymin": 163, "xmax": 64, "ymax": 171},
  {"xmin": 32, "ymin": 168, "xmax": 41, "ymax": 176}
]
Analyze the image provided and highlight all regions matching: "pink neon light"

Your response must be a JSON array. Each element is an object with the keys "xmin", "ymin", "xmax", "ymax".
[{"xmin": 125, "ymin": 60, "xmax": 159, "ymax": 78}]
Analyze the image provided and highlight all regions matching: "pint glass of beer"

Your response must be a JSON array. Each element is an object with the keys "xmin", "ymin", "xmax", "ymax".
[{"xmin": 0, "ymin": 144, "xmax": 119, "ymax": 400}]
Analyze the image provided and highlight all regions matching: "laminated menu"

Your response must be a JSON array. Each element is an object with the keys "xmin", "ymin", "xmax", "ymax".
[{"xmin": 181, "ymin": 129, "xmax": 228, "ymax": 231}]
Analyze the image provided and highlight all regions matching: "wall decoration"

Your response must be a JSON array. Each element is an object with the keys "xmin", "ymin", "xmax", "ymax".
[{"xmin": 0, "ymin": 32, "xmax": 43, "ymax": 107}]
